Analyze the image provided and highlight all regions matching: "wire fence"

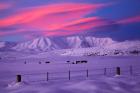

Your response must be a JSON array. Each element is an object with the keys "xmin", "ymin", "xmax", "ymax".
[{"xmin": 16, "ymin": 65, "xmax": 140, "ymax": 83}]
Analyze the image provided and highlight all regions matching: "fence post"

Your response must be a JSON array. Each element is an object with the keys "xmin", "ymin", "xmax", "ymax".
[
  {"xmin": 116, "ymin": 67, "xmax": 121, "ymax": 75},
  {"xmin": 86, "ymin": 69, "xmax": 89, "ymax": 78},
  {"xmin": 69, "ymin": 70, "xmax": 71, "ymax": 80},
  {"xmin": 16, "ymin": 75, "xmax": 21, "ymax": 82},
  {"xmin": 47, "ymin": 72, "xmax": 49, "ymax": 81},
  {"xmin": 104, "ymin": 68, "xmax": 107, "ymax": 75},
  {"xmin": 130, "ymin": 66, "xmax": 133, "ymax": 75}
]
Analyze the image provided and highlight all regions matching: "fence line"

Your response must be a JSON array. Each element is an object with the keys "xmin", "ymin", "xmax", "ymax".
[{"xmin": 16, "ymin": 65, "xmax": 140, "ymax": 83}]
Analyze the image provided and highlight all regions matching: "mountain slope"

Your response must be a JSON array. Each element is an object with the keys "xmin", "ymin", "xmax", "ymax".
[
  {"xmin": 0, "ymin": 42, "xmax": 17, "ymax": 51},
  {"xmin": 12, "ymin": 37, "xmax": 60, "ymax": 52},
  {"xmin": 12, "ymin": 36, "xmax": 117, "ymax": 51}
]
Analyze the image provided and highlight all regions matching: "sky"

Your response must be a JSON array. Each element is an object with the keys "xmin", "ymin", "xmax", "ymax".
[{"xmin": 0, "ymin": 0, "xmax": 140, "ymax": 42}]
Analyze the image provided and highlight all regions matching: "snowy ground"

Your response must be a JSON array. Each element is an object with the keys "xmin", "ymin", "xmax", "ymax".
[
  {"xmin": 0, "ymin": 56, "xmax": 140, "ymax": 93},
  {"xmin": 0, "ymin": 76, "xmax": 140, "ymax": 93}
]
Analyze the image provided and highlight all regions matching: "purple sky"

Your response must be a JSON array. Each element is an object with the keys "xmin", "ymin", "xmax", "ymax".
[{"xmin": 0, "ymin": 0, "xmax": 140, "ymax": 42}]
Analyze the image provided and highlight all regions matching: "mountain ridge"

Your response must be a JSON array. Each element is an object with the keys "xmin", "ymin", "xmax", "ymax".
[
  {"xmin": 12, "ymin": 36, "xmax": 117, "ymax": 51},
  {"xmin": 0, "ymin": 36, "xmax": 140, "ymax": 53}
]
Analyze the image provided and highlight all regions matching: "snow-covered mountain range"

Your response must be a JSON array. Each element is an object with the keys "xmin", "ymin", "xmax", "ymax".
[
  {"xmin": 0, "ymin": 36, "xmax": 140, "ymax": 56},
  {"xmin": 12, "ymin": 36, "xmax": 117, "ymax": 51}
]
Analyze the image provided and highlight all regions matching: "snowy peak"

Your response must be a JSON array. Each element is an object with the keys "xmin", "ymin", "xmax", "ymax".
[{"xmin": 12, "ymin": 37, "xmax": 60, "ymax": 51}]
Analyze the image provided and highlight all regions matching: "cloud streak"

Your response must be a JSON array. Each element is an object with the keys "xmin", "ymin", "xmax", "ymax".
[
  {"xmin": 0, "ymin": 29, "xmax": 27, "ymax": 36},
  {"xmin": 118, "ymin": 15, "xmax": 140, "ymax": 24},
  {"xmin": 0, "ymin": 2, "xmax": 12, "ymax": 10}
]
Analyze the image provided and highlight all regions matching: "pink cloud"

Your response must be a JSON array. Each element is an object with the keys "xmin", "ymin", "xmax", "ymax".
[
  {"xmin": 41, "ymin": 17, "xmax": 110, "ymax": 36},
  {"xmin": 45, "ymin": 17, "xmax": 101, "ymax": 31},
  {"xmin": 0, "ymin": 3, "xmax": 110, "ymax": 37},
  {"xmin": 0, "ymin": 3, "xmax": 12, "ymax": 10},
  {"xmin": 118, "ymin": 15, "xmax": 140, "ymax": 24},
  {"xmin": 0, "ymin": 3, "xmax": 105, "ymax": 27},
  {"xmin": 25, "ymin": 10, "xmax": 97, "ymax": 30},
  {"xmin": 0, "ymin": 17, "xmax": 109, "ymax": 37}
]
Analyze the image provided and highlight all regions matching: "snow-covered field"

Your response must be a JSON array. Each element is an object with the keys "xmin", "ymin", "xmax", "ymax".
[
  {"xmin": 1, "ymin": 76, "xmax": 140, "ymax": 93},
  {"xmin": 0, "ymin": 56, "xmax": 140, "ymax": 93}
]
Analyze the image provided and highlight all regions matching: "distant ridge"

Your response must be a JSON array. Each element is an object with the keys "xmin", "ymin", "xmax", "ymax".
[
  {"xmin": 0, "ymin": 36, "xmax": 140, "ymax": 56},
  {"xmin": 12, "ymin": 36, "xmax": 116, "ymax": 51}
]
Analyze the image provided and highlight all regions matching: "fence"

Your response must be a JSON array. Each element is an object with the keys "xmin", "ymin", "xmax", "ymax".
[{"xmin": 16, "ymin": 65, "xmax": 140, "ymax": 83}]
